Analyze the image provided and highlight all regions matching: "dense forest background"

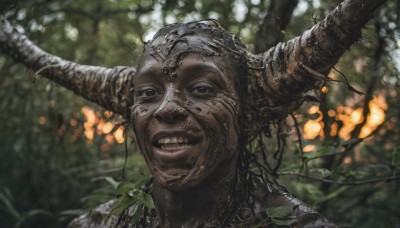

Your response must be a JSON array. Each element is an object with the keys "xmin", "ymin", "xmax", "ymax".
[{"xmin": 0, "ymin": 0, "xmax": 399, "ymax": 227}]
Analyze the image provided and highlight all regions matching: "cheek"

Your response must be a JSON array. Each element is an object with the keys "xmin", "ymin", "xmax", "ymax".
[
  {"xmin": 190, "ymin": 95, "xmax": 240, "ymax": 145},
  {"xmin": 130, "ymin": 103, "xmax": 154, "ymax": 140}
]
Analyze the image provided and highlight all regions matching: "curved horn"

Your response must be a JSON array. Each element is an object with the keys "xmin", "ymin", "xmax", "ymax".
[
  {"xmin": 0, "ymin": 15, "xmax": 135, "ymax": 119},
  {"xmin": 249, "ymin": 0, "xmax": 387, "ymax": 123}
]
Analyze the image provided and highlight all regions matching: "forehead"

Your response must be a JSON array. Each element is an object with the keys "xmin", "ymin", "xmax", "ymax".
[
  {"xmin": 139, "ymin": 33, "xmax": 225, "ymax": 66},
  {"xmin": 134, "ymin": 53, "xmax": 237, "ymax": 85},
  {"xmin": 135, "ymin": 33, "xmax": 238, "ymax": 84}
]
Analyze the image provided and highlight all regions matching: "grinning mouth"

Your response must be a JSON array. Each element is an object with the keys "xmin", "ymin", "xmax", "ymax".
[{"xmin": 153, "ymin": 136, "xmax": 200, "ymax": 151}]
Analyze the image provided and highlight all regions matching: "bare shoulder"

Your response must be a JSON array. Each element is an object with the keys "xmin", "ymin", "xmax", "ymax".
[{"xmin": 254, "ymin": 179, "xmax": 338, "ymax": 227}]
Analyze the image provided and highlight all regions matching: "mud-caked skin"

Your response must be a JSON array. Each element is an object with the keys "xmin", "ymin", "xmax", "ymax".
[{"xmin": 131, "ymin": 54, "xmax": 240, "ymax": 190}]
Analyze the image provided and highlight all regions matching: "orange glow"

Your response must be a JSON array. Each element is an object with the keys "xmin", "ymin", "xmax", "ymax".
[
  {"xmin": 308, "ymin": 105, "xmax": 319, "ymax": 115},
  {"xmin": 82, "ymin": 107, "xmax": 96, "ymax": 125},
  {"xmin": 359, "ymin": 96, "xmax": 386, "ymax": 138},
  {"xmin": 343, "ymin": 156, "xmax": 352, "ymax": 164},
  {"xmin": 105, "ymin": 134, "xmax": 114, "ymax": 143},
  {"xmin": 79, "ymin": 106, "xmax": 125, "ymax": 147},
  {"xmin": 102, "ymin": 122, "xmax": 114, "ymax": 134},
  {"xmin": 327, "ymin": 109, "xmax": 336, "ymax": 117},
  {"xmin": 303, "ymin": 120, "xmax": 322, "ymax": 139},
  {"xmin": 84, "ymin": 129, "xmax": 94, "ymax": 141},
  {"xmin": 38, "ymin": 116, "xmax": 47, "ymax": 125},
  {"xmin": 104, "ymin": 110, "xmax": 113, "ymax": 118},
  {"xmin": 70, "ymin": 119, "xmax": 78, "ymax": 127},
  {"xmin": 321, "ymin": 86, "xmax": 328, "ymax": 93},
  {"xmin": 303, "ymin": 145, "xmax": 317, "ymax": 153},
  {"xmin": 114, "ymin": 126, "xmax": 125, "ymax": 144},
  {"xmin": 350, "ymin": 108, "xmax": 364, "ymax": 125},
  {"xmin": 330, "ymin": 122, "xmax": 338, "ymax": 137},
  {"xmin": 83, "ymin": 122, "xmax": 92, "ymax": 130},
  {"xmin": 302, "ymin": 95, "xmax": 387, "ymax": 140}
]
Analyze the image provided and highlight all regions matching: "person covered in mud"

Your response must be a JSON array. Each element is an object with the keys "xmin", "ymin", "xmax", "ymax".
[
  {"xmin": 68, "ymin": 20, "xmax": 339, "ymax": 227},
  {"xmin": 0, "ymin": 0, "xmax": 384, "ymax": 226}
]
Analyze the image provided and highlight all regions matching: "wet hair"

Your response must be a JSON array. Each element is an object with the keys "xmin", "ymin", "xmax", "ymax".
[{"xmin": 135, "ymin": 20, "xmax": 285, "ymax": 226}]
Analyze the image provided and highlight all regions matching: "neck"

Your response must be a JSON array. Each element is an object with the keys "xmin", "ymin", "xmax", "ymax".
[{"xmin": 152, "ymin": 160, "xmax": 237, "ymax": 227}]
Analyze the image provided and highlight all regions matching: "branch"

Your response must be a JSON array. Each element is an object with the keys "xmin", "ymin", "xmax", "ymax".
[
  {"xmin": 279, "ymin": 172, "xmax": 400, "ymax": 186},
  {"xmin": 249, "ymin": 0, "xmax": 387, "ymax": 124},
  {"xmin": 0, "ymin": 15, "xmax": 135, "ymax": 119}
]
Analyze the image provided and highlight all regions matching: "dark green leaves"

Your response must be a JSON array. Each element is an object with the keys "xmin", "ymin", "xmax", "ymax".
[
  {"xmin": 109, "ymin": 181, "xmax": 154, "ymax": 224},
  {"xmin": 266, "ymin": 206, "xmax": 297, "ymax": 226}
]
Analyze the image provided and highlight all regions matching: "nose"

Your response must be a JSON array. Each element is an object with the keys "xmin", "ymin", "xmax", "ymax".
[{"xmin": 154, "ymin": 89, "xmax": 188, "ymax": 123}]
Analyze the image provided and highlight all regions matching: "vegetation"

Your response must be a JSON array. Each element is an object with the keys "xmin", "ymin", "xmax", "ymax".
[{"xmin": 0, "ymin": 0, "xmax": 399, "ymax": 227}]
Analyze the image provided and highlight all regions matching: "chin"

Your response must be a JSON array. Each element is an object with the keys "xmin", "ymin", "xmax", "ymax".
[{"xmin": 152, "ymin": 165, "xmax": 210, "ymax": 191}]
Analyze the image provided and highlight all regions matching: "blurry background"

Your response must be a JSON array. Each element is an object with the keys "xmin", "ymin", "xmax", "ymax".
[{"xmin": 0, "ymin": 0, "xmax": 399, "ymax": 227}]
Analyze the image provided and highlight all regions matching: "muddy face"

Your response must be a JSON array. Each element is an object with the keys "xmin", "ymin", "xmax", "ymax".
[{"xmin": 131, "ymin": 43, "xmax": 241, "ymax": 190}]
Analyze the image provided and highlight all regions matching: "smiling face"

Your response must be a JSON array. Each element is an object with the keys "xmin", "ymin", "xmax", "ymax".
[{"xmin": 131, "ymin": 33, "xmax": 242, "ymax": 189}]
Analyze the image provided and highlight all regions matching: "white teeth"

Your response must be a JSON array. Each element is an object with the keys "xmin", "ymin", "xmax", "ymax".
[
  {"xmin": 161, "ymin": 143, "xmax": 191, "ymax": 150},
  {"xmin": 158, "ymin": 137, "xmax": 189, "ymax": 145}
]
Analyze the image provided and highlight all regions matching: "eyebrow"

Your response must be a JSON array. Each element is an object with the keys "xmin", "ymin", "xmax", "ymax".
[
  {"xmin": 179, "ymin": 62, "xmax": 224, "ymax": 77},
  {"xmin": 134, "ymin": 66, "xmax": 163, "ymax": 81}
]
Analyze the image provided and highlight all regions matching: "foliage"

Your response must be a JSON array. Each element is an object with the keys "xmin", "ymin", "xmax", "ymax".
[
  {"xmin": 265, "ymin": 206, "xmax": 297, "ymax": 226},
  {"xmin": 0, "ymin": 0, "xmax": 399, "ymax": 227}
]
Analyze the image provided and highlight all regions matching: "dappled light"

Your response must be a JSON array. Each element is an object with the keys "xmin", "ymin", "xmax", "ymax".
[
  {"xmin": 303, "ymin": 95, "xmax": 387, "ymax": 140},
  {"xmin": 81, "ymin": 106, "xmax": 125, "ymax": 147},
  {"xmin": 303, "ymin": 119, "xmax": 322, "ymax": 139},
  {"xmin": 303, "ymin": 144, "xmax": 317, "ymax": 153}
]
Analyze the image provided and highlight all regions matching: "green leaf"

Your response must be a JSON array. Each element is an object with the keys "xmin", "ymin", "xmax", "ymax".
[
  {"xmin": 110, "ymin": 194, "xmax": 137, "ymax": 215},
  {"xmin": 116, "ymin": 182, "xmax": 137, "ymax": 195},
  {"xmin": 140, "ymin": 192, "xmax": 155, "ymax": 209},
  {"xmin": 266, "ymin": 206, "xmax": 297, "ymax": 226},
  {"xmin": 58, "ymin": 209, "xmax": 87, "ymax": 216},
  {"xmin": 91, "ymin": 176, "xmax": 120, "ymax": 189},
  {"xmin": 104, "ymin": 177, "xmax": 120, "ymax": 189},
  {"xmin": 266, "ymin": 206, "xmax": 293, "ymax": 219},
  {"xmin": 392, "ymin": 146, "xmax": 400, "ymax": 169},
  {"xmin": 129, "ymin": 190, "xmax": 155, "ymax": 209},
  {"xmin": 130, "ymin": 205, "xmax": 143, "ymax": 224},
  {"xmin": 83, "ymin": 186, "xmax": 115, "ymax": 209}
]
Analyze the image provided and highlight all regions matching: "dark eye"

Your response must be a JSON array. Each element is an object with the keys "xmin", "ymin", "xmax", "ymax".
[
  {"xmin": 190, "ymin": 83, "xmax": 217, "ymax": 98},
  {"xmin": 195, "ymin": 86, "xmax": 209, "ymax": 94},
  {"xmin": 135, "ymin": 87, "xmax": 158, "ymax": 98}
]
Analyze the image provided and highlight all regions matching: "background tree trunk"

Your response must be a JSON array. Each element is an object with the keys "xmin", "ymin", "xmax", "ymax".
[{"xmin": 254, "ymin": 0, "xmax": 299, "ymax": 53}]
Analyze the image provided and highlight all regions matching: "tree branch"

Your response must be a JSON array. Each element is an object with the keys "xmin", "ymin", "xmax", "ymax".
[
  {"xmin": 0, "ymin": 15, "xmax": 135, "ymax": 119},
  {"xmin": 250, "ymin": 0, "xmax": 388, "ymax": 124}
]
